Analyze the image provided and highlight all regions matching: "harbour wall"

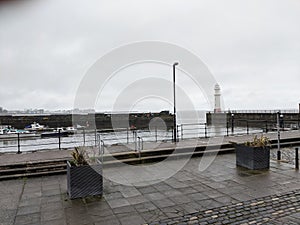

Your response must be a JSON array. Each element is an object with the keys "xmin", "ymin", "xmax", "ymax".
[
  {"xmin": 206, "ymin": 112, "xmax": 300, "ymax": 128},
  {"xmin": 1, "ymin": 111, "xmax": 299, "ymax": 130},
  {"xmin": 0, "ymin": 112, "xmax": 174, "ymax": 130}
]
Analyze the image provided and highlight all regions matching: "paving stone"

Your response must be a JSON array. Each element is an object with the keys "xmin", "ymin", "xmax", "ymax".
[
  {"xmin": 0, "ymin": 209, "xmax": 17, "ymax": 225},
  {"xmin": 103, "ymin": 192, "xmax": 123, "ymax": 200},
  {"xmin": 134, "ymin": 202, "xmax": 158, "ymax": 213},
  {"xmin": 127, "ymin": 195, "xmax": 149, "ymax": 205},
  {"xmin": 120, "ymin": 187, "xmax": 141, "ymax": 198},
  {"xmin": 41, "ymin": 209, "xmax": 64, "ymax": 222},
  {"xmin": 137, "ymin": 186, "xmax": 157, "ymax": 194},
  {"xmin": 106, "ymin": 198, "xmax": 130, "ymax": 209},
  {"xmin": 118, "ymin": 213, "xmax": 146, "ymax": 225},
  {"xmin": 41, "ymin": 201, "xmax": 63, "ymax": 212},
  {"xmin": 112, "ymin": 205, "xmax": 137, "ymax": 215},
  {"xmin": 42, "ymin": 189, "xmax": 61, "ymax": 196},
  {"xmin": 140, "ymin": 209, "xmax": 166, "ymax": 222},
  {"xmin": 163, "ymin": 189, "xmax": 182, "ymax": 197},
  {"xmin": 176, "ymin": 187, "xmax": 198, "ymax": 195},
  {"xmin": 145, "ymin": 192, "xmax": 166, "ymax": 201},
  {"xmin": 153, "ymin": 183, "xmax": 173, "ymax": 192},
  {"xmin": 94, "ymin": 217, "xmax": 121, "ymax": 225},
  {"xmin": 14, "ymin": 213, "xmax": 40, "ymax": 225},
  {"xmin": 42, "ymin": 219, "xmax": 67, "ymax": 225},
  {"xmin": 187, "ymin": 193, "xmax": 209, "ymax": 201},
  {"xmin": 171, "ymin": 195, "xmax": 192, "ymax": 204},
  {"xmin": 152, "ymin": 198, "xmax": 176, "ymax": 209},
  {"xmin": 41, "ymin": 195, "xmax": 62, "ymax": 204},
  {"xmin": 17, "ymin": 205, "xmax": 40, "ymax": 216},
  {"xmin": 86, "ymin": 201, "xmax": 111, "ymax": 212},
  {"xmin": 19, "ymin": 197, "xmax": 42, "ymax": 207}
]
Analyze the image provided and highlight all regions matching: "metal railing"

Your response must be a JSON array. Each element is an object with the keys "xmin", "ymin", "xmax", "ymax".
[
  {"xmin": 1, "ymin": 120, "xmax": 299, "ymax": 154},
  {"xmin": 207, "ymin": 109, "xmax": 300, "ymax": 114}
]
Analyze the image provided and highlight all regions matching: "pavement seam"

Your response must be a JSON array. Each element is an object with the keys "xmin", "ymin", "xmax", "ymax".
[{"xmin": 13, "ymin": 178, "xmax": 27, "ymax": 225}]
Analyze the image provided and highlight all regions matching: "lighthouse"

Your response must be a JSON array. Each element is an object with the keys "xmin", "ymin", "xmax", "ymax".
[{"xmin": 214, "ymin": 84, "xmax": 221, "ymax": 113}]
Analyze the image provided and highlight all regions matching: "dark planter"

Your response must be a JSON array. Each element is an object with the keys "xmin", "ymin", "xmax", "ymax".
[
  {"xmin": 236, "ymin": 145, "xmax": 270, "ymax": 170},
  {"xmin": 67, "ymin": 160, "xmax": 103, "ymax": 199}
]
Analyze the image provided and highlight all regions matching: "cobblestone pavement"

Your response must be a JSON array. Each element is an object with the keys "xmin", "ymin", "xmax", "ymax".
[
  {"xmin": 149, "ymin": 189, "xmax": 300, "ymax": 225},
  {"xmin": 0, "ymin": 153, "xmax": 300, "ymax": 225}
]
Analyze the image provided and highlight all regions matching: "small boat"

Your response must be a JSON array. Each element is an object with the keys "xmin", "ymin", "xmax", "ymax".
[
  {"xmin": 41, "ymin": 128, "xmax": 69, "ymax": 138},
  {"xmin": 25, "ymin": 122, "xmax": 52, "ymax": 132},
  {"xmin": 0, "ymin": 126, "xmax": 41, "ymax": 140},
  {"xmin": 65, "ymin": 127, "xmax": 77, "ymax": 134}
]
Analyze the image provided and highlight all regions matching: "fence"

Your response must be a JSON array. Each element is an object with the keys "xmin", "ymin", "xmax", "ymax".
[
  {"xmin": 207, "ymin": 109, "xmax": 300, "ymax": 114},
  {"xmin": 1, "ymin": 120, "xmax": 299, "ymax": 154}
]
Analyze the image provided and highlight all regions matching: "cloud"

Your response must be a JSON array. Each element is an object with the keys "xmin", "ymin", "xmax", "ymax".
[{"xmin": 0, "ymin": 0, "xmax": 299, "ymax": 111}]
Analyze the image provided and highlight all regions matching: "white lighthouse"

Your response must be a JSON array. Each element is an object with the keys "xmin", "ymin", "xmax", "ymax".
[{"xmin": 214, "ymin": 84, "xmax": 221, "ymax": 113}]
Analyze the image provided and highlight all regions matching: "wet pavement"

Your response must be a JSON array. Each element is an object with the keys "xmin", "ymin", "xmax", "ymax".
[{"xmin": 0, "ymin": 152, "xmax": 300, "ymax": 225}]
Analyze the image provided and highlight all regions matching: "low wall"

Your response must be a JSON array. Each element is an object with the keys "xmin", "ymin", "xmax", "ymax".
[
  {"xmin": 0, "ymin": 113, "xmax": 174, "ymax": 130},
  {"xmin": 206, "ymin": 112, "xmax": 300, "ymax": 128}
]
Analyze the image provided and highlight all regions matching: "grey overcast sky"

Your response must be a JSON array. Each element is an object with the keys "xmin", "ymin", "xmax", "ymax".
[{"xmin": 0, "ymin": 0, "xmax": 300, "ymax": 112}]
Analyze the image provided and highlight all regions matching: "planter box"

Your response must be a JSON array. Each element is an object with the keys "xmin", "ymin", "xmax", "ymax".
[
  {"xmin": 67, "ymin": 160, "xmax": 103, "ymax": 199},
  {"xmin": 236, "ymin": 145, "xmax": 270, "ymax": 170}
]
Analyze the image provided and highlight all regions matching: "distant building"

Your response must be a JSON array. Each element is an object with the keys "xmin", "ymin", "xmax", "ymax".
[{"xmin": 214, "ymin": 84, "xmax": 222, "ymax": 113}]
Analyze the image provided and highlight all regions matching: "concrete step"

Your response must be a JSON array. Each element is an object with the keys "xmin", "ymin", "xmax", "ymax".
[
  {"xmin": 0, "ymin": 163, "xmax": 66, "ymax": 176},
  {"xmin": 103, "ymin": 143, "xmax": 234, "ymax": 162},
  {"xmin": 0, "ymin": 169, "xmax": 66, "ymax": 181},
  {"xmin": 0, "ymin": 159, "xmax": 69, "ymax": 169},
  {"xmin": 0, "ymin": 159, "xmax": 68, "ymax": 180},
  {"xmin": 103, "ymin": 147, "xmax": 235, "ymax": 167}
]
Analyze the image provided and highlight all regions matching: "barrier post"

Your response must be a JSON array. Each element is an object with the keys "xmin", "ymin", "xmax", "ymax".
[
  {"xmin": 58, "ymin": 130, "xmax": 61, "ymax": 150},
  {"xmin": 296, "ymin": 147, "xmax": 299, "ymax": 170},
  {"xmin": 17, "ymin": 133, "xmax": 21, "ymax": 154}
]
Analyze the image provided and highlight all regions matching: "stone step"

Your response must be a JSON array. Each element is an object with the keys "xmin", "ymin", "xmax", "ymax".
[
  {"xmin": 0, "ymin": 158, "xmax": 70, "ymax": 169},
  {"xmin": 103, "ymin": 143, "xmax": 234, "ymax": 162},
  {"xmin": 103, "ymin": 147, "xmax": 235, "ymax": 167},
  {"xmin": 0, "ymin": 163, "xmax": 67, "ymax": 176},
  {"xmin": 0, "ymin": 169, "xmax": 67, "ymax": 181}
]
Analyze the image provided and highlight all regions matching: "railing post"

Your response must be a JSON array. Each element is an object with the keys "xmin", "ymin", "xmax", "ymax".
[
  {"xmin": 296, "ymin": 147, "xmax": 299, "ymax": 170},
  {"xmin": 231, "ymin": 114, "xmax": 234, "ymax": 135},
  {"xmin": 205, "ymin": 123, "xmax": 208, "ymax": 138},
  {"xmin": 177, "ymin": 125, "xmax": 179, "ymax": 142},
  {"xmin": 58, "ymin": 129, "xmax": 61, "ymax": 150},
  {"xmin": 181, "ymin": 124, "xmax": 183, "ymax": 140},
  {"xmin": 265, "ymin": 120, "xmax": 268, "ymax": 133},
  {"xmin": 155, "ymin": 126, "xmax": 157, "ymax": 142},
  {"xmin": 100, "ymin": 139, "xmax": 104, "ymax": 164},
  {"xmin": 134, "ymin": 130, "xmax": 137, "ymax": 151},
  {"xmin": 137, "ymin": 137, "xmax": 142, "ymax": 159},
  {"xmin": 246, "ymin": 120, "xmax": 249, "ymax": 135},
  {"xmin": 17, "ymin": 133, "xmax": 21, "ymax": 154},
  {"xmin": 171, "ymin": 126, "xmax": 174, "ymax": 141},
  {"xmin": 226, "ymin": 122, "xmax": 229, "ymax": 136},
  {"xmin": 83, "ymin": 128, "xmax": 86, "ymax": 146},
  {"xmin": 277, "ymin": 111, "xmax": 281, "ymax": 160},
  {"xmin": 127, "ymin": 127, "xmax": 129, "ymax": 144},
  {"xmin": 94, "ymin": 129, "xmax": 97, "ymax": 147}
]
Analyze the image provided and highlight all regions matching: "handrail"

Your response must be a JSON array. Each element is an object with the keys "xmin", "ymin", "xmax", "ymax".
[
  {"xmin": 0, "ymin": 121, "xmax": 299, "ymax": 154},
  {"xmin": 96, "ymin": 134, "xmax": 105, "ymax": 163},
  {"xmin": 137, "ymin": 136, "xmax": 143, "ymax": 159}
]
